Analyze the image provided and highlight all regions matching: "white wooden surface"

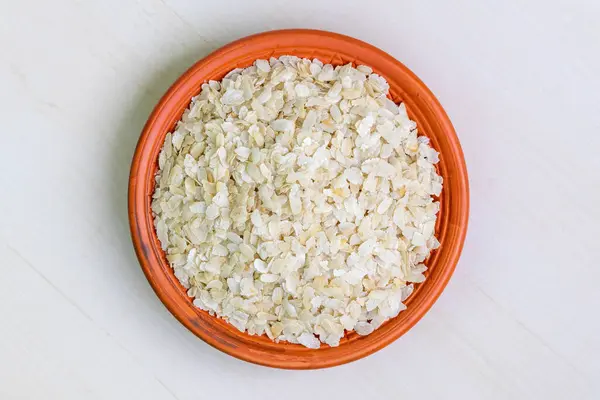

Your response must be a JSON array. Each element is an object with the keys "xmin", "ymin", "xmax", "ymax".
[{"xmin": 1, "ymin": 1, "xmax": 599, "ymax": 399}]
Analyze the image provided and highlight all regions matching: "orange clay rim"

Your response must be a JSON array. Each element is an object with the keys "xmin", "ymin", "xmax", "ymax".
[{"xmin": 129, "ymin": 29, "xmax": 469, "ymax": 369}]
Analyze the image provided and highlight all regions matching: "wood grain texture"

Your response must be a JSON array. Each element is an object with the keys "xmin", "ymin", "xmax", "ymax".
[{"xmin": 0, "ymin": 0, "xmax": 599, "ymax": 398}]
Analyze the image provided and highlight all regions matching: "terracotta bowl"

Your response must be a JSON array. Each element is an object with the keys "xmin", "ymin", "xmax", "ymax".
[{"xmin": 129, "ymin": 29, "xmax": 469, "ymax": 369}]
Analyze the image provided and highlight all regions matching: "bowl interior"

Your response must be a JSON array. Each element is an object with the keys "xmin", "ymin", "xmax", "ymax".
[{"xmin": 129, "ymin": 29, "xmax": 469, "ymax": 369}]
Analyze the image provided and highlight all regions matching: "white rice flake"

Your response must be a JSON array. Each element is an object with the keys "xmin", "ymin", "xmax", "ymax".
[{"xmin": 152, "ymin": 56, "xmax": 443, "ymax": 349}]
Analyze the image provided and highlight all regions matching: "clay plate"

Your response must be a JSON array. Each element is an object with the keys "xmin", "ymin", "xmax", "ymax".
[{"xmin": 128, "ymin": 29, "xmax": 469, "ymax": 369}]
